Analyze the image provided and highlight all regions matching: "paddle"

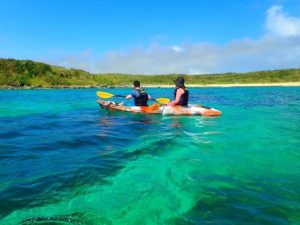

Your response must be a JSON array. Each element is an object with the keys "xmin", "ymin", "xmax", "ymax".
[{"xmin": 96, "ymin": 91, "xmax": 170, "ymax": 105}]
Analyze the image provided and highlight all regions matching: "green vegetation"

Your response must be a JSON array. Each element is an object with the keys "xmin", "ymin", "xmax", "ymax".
[
  {"xmin": 1, "ymin": 58, "xmax": 300, "ymax": 88},
  {"xmin": 0, "ymin": 58, "xmax": 97, "ymax": 88},
  {"xmin": 95, "ymin": 70, "xmax": 300, "ymax": 86}
]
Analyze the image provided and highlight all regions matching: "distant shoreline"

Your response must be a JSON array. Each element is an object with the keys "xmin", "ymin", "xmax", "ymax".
[
  {"xmin": 1, "ymin": 82, "xmax": 300, "ymax": 90},
  {"xmin": 2, "ymin": 59, "xmax": 300, "ymax": 89},
  {"xmin": 143, "ymin": 82, "xmax": 300, "ymax": 88}
]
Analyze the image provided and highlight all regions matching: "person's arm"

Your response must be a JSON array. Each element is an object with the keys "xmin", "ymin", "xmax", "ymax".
[
  {"xmin": 127, "ymin": 90, "xmax": 138, "ymax": 99},
  {"xmin": 148, "ymin": 94, "xmax": 151, "ymax": 100},
  {"xmin": 167, "ymin": 89, "xmax": 184, "ymax": 106}
]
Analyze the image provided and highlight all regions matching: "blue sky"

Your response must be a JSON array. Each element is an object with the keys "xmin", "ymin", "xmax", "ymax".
[{"xmin": 1, "ymin": 0, "xmax": 300, "ymax": 74}]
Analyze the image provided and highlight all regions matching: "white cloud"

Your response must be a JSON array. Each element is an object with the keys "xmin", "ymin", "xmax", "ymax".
[
  {"xmin": 265, "ymin": 5, "xmax": 300, "ymax": 37},
  {"xmin": 93, "ymin": 43, "xmax": 220, "ymax": 74},
  {"xmin": 171, "ymin": 46, "xmax": 184, "ymax": 53},
  {"xmin": 46, "ymin": 5, "xmax": 300, "ymax": 75}
]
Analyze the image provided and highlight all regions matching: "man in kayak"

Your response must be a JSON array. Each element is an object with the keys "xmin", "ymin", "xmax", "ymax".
[
  {"xmin": 126, "ymin": 80, "xmax": 151, "ymax": 106},
  {"xmin": 167, "ymin": 77, "xmax": 189, "ymax": 106}
]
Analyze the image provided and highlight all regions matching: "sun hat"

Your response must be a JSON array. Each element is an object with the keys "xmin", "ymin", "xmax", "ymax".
[{"xmin": 173, "ymin": 77, "xmax": 185, "ymax": 88}]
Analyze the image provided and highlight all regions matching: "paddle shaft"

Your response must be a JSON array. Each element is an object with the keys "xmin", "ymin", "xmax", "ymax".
[
  {"xmin": 114, "ymin": 94, "xmax": 126, "ymax": 98},
  {"xmin": 114, "ymin": 95, "xmax": 210, "ymax": 108},
  {"xmin": 114, "ymin": 94, "xmax": 157, "ymax": 102},
  {"xmin": 96, "ymin": 91, "xmax": 170, "ymax": 104}
]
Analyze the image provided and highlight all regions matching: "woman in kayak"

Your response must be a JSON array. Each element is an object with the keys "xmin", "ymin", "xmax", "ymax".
[
  {"xmin": 167, "ymin": 77, "xmax": 189, "ymax": 106},
  {"xmin": 126, "ymin": 80, "xmax": 151, "ymax": 106}
]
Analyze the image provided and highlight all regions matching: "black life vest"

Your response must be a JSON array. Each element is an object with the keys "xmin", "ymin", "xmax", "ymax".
[
  {"xmin": 174, "ymin": 88, "xmax": 189, "ymax": 106},
  {"xmin": 134, "ymin": 89, "xmax": 149, "ymax": 106}
]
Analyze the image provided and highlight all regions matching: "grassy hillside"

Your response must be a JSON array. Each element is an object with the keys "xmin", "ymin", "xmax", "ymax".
[
  {"xmin": 0, "ymin": 59, "xmax": 97, "ymax": 87},
  {"xmin": 94, "ymin": 70, "xmax": 300, "ymax": 86},
  {"xmin": 1, "ymin": 58, "xmax": 300, "ymax": 88}
]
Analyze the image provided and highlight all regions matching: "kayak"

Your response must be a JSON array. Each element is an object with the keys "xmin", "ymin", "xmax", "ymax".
[{"xmin": 97, "ymin": 100, "xmax": 222, "ymax": 116}]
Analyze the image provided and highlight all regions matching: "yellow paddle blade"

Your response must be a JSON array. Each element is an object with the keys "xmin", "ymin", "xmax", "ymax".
[
  {"xmin": 156, "ymin": 98, "xmax": 170, "ymax": 104},
  {"xmin": 96, "ymin": 91, "xmax": 114, "ymax": 99}
]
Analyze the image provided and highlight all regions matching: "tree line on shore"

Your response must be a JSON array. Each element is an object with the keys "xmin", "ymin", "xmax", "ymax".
[{"xmin": 1, "ymin": 58, "xmax": 300, "ymax": 88}]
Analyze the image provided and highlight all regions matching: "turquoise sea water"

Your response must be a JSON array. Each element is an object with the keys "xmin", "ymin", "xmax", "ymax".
[{"xmin": 0, "ymin": 87, "xmax": 300, "ymax": 225}]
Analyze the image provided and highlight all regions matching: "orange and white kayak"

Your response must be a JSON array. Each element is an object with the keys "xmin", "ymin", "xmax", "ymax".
[{"xmin": 97, "ymin": 100, "xmax": 221, "ymax": 116}]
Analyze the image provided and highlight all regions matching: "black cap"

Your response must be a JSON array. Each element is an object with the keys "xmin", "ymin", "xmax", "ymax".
[{"xmin": 173, "ymin": 77, "xmax": 185, "ymax": 88}]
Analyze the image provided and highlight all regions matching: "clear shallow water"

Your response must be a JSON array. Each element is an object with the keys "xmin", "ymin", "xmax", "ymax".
[{"xmin": 0, "ymin": 87, "xmax": 300, "ymax": 225}]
